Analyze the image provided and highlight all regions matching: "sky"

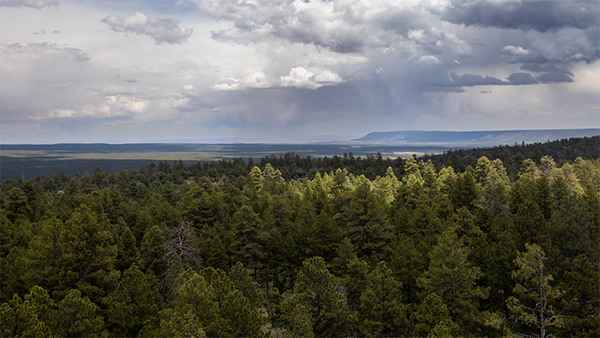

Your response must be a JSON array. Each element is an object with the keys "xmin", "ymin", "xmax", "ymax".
[{"xmin": 1, "ymin": 0, "xmax": 599, "ymax": 144}]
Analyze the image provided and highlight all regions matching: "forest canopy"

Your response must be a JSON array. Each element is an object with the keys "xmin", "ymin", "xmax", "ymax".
[{"xmin": 1, "ymin": 137, "xmax": 599, "ymax": 337}]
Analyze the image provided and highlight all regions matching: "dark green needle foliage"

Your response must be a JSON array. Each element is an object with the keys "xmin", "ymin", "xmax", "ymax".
[{"xmin": 0, "ymin": 142, "xmax": 598, "ymax": 337}]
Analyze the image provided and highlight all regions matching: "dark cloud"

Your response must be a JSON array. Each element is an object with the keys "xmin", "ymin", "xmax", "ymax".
[
  {"xmin": 442, "ymin": 0, "xmax": 599, "ymax": 32},
  {"xmin": 206, "ymin": 5, "xmax": 367, "ymax": 54},
  {"xmin": 423, "ymin": 86, "xmax": 467, "ymax": 93},
  {"xmin": 537, "ymin": 71, "xmax": 575, "ymax": 84},
  {"xmin": 102, "ymin": 12, "xmax": 193, "ymax": 45},
  {"xmin": 521, "ymin": 64, "xmax": 568, "ymax": 73},
  {"xmin": 449, "ymin": 72, "xmax": 508, "ymax": 87},
  {"xmin": 520, "ymin": 64, "xmax": 575, "ymax": 83},
  {"xmin": 0, "ymin": 0, "xmax": 58, "ymax": 9},
  {"xmin": 508, "ymin": 72, "xmax": 538, "ymax": 85},
  {"xmin": 191, "ymin": 0, "xmax": 446, "ymax": 54}
]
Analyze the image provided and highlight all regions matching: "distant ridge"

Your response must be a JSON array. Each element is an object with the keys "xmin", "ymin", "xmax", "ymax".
[{"xmin": 354, "ymin": 129, "xmax": 600, "ymax": 145}]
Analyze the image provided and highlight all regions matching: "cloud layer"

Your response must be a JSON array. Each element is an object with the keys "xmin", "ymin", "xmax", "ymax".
[
  {"xmin": 102, "ymin": 12, "xmax": 193, "ymax": 45},
  {"xmin": 0, "ymin": 0, "xmax": 598, "ymax": 143},
  {"xmin": 0, "ymin": 0, "xmax": 58, "ymax": 9},
  {"xmin": 441, "ymin": 0, "xmax": 599, "ymax": 32}
]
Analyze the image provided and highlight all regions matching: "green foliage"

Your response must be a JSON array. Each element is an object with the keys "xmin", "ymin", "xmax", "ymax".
[
  {"xmin": 63, "ymin": 204, "xmax": 119, "ymax": 301},
  {"xmin": 282, "ymin": 257, "xmax": 355, "ymax": 337},
  {"xmin": 1, "ymin": 145, "xmax": 598, "ymax": 337},
  {"xmin": 412, "ymin": 293, "xmax": 459, "ymax": 338},
  {"xmin": 417, "ymin": 227, "xmax": 489, "ymax": 334},
  {"xmin": 507, "ymin": 243, "xmax": 563, "ymax": 338},
  {"xmin": 140, "ymin": 224, "xmax": 167, "ymax": 280},
  {"xmin": 0, "ymin": 286, "xmax": 55, "ymax": 338},
  {"xmin": 55, "ymin": 289, "xmax": 106, "ymax": 337},
  {"xmin": 2, "ymin": 187, "xmax": 33, "ymax": 223},
  {"xmin": 107, "ymin": 264, "xmax": 162, "ymax": 337},
  {"xmin": 358, "ymin": 261, "xmax": 406, "ymax": 337}
]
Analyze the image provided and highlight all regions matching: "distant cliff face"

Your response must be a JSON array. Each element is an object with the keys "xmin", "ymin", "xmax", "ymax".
[{"xmin": 354, "ymin": 129, "xmax": 600, "ymax": 145}]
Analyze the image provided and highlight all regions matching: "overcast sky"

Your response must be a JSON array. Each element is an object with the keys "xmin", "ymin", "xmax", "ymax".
[{"xmin": 1, "ymin": 0, "xmax": 599, "ymax": 143}]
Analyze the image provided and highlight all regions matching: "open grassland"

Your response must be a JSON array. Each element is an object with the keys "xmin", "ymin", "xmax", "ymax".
[
  {"xmin": 1, "ymin": 142, "xmax": 450, "ymax": 180},
  {"xmin": 0, "ymin": 150, "xmax": 220, "ymax": 161},
  {"xmin": 1, "ymin": 143, "xmax": 450, "ymax": 161}
]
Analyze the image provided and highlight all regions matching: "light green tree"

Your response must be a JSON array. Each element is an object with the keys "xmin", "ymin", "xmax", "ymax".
[{"xmin": 0, "ymin": 286, "xmax": 56, "ymax": 338}]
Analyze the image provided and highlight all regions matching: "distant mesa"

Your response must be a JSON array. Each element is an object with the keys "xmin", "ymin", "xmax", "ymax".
[{"xmin": 353, "ymin": 129, "xmax": 600, "ymax": 145}]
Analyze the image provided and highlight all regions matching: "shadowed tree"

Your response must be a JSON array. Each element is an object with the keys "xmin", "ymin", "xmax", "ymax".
[
  {"xmin": 358, "ymin": 261, "xmax": 406, "ymax": 337},
  {"xmin": 282, "ymin": 257, "xmax": 355, "ymax": 337},
  {"xmin": 63, "ymin": 204, "xmax": 119, "ymax": 301},
  {"xmin": 55, "ymin": 289, "xmax": 106, "ymax": 337},
  {"xmin": 411, "ymin": 293, "xmax": 459, "ymax": 337},
  {"xmin": 106, "ymin": 264, "xmax": 162, "ymax": 337},
  {"xmin": 418, "ymin": 227, "xmax": 489, "ymax": 335}
]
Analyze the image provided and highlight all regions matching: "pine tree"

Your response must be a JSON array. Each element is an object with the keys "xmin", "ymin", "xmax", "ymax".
[
  {"xmin": 282, "ymin": 257, "xmax": 355, "ymax": 337},
  {"xmin": 115, "ymin": 218, "xmax": 140, "ymax": 272},
  {"xmin": 283, "ymin": 303, "xmax": 314, "ymax": 338},
  {"xmin": 62, "ymin": 204, "xmax": 119, "ymax": 301},
  {"xmin": 411, "ymin": 293, "xmax": 459, "ymax": 337},
  {"xmin": 556, "ymin": 254, "xmax": 600, "ymax": 337},
  {"xmin": 233, "ymin": 205, "xmax": 263, "ymax": 270},
  {"xmin": 337, "ymin": 176, "xmax": 391, "ymax": 261},
  {"xmin": 506, "ymin": 243, "xmax": 563, "ymax": 338},
  {"xmin": 140, "ymin": 224, "xmax": 167, "ymax": 281},
  {"xmin": 390, "ymin": 234, "xmax": 426, "ymax": 305},
  {"xmin": 3, "ymin": 187, "xmax": 33, "ymax": 223},
  {"xmin": 24, "ymin": 217, "xmax": 76, "ymax": 298},
  {"xmin": 165, "ymin": 272, "xmax": 220, "ymax": 336},
  {"xmin": 418, "ymin": 228, "xmax": 489, "ymax": 334},
  {"xmin": 0, "ymin": 286, "xmax": 55, "ymax": 338},
  {"xmin": 106, "ymin": 264, "xmax": 162, "ymax": 337},
  {"xmin": 358, "ymin": 261, "xmax": 406, "ymax": 337},
  {"xmin": 55, "ymin": 289, "xmax": 106, "ymax": 337}
]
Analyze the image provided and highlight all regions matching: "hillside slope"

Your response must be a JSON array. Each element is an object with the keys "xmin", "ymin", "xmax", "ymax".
[{"xmin": 355, "ymin": 129, "xmax": 600, "ymax": 145}]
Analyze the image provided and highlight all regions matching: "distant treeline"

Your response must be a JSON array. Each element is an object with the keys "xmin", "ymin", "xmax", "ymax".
[
  {"xmin": 1, "ymin": 136, "xmax": 598, "ymax": 183},
  {"xmin": 423, "ymin": 135, "xmax": 600, "ymax": 172},
  {"xmin": 0, "ymin": 157, "xmax": 178, "ymax": 182},
  {"xmin": 112, "ymin": 135, "xmax": 600, "ymax": 183}
]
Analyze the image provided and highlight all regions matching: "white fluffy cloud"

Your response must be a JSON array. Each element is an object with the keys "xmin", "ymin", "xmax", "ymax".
[
  {"xmin": 280, "ymin": 67, "xmax": 343, "ymax": 89},
  {"xmin": 502, "ymin": 45, "xmax": 529, "ymax": 56},
  {"xmin": 102, "ymin": 12, "xmax": 193, "ymax": 45},
  {"xmin": 213, "ymin": 68, "xmax": 342, "ymax": 91},
  {"xmin": 212, "ymin": 71, "xmax": 272, "ymax": 91}
]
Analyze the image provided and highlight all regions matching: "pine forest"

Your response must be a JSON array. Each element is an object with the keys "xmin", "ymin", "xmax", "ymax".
[{"xmin": 1, "ymin": 137, "xmax": 599, "ymax": 338}]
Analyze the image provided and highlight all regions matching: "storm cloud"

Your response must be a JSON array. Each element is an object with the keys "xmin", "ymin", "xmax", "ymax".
[
  {"xmin": 0, "ymin": 0, "xmax": 598, "ymax": 143},
  {"xmin": 441, "ymin": 0, "xmax": 599, "ymax": 32}
]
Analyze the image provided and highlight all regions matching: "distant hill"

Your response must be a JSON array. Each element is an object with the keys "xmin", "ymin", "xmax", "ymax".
[{"xmin": 354, "ymin": 129, "xmax": 600, "ymax": 145}]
